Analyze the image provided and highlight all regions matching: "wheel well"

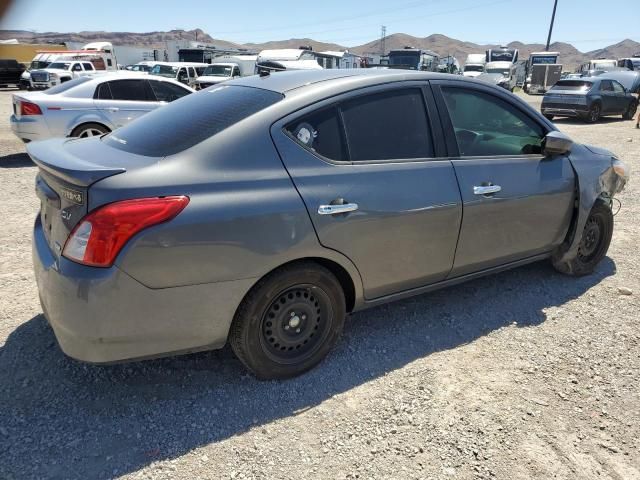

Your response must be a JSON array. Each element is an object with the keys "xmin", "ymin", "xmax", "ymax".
[
  {"xmin": 70, "ymin": 122, "xmax": 111, "ymax": 137},
  {"xmin": 250, "ymin": 258, "xmax": 356, "ymax": 313}
]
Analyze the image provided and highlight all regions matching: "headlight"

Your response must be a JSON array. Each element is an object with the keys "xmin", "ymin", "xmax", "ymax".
[{"xmin": 612, "ymin": 158, "xmax": 629, "ymax": 180}]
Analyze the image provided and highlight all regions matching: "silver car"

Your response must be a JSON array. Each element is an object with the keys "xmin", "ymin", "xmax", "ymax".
[{"xmin": 10, "ymin": 73, "xmax": 193, "ymax": 142}]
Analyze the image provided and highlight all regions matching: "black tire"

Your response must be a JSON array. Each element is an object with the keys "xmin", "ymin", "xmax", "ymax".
[
  {"xmin": 543, "ymin": 114, "xmax": 554, "ymax": 121},
  {"xmin": 229, "ymin": 262, "xmax": 346, "ymax": 379},
  {"xmin": 552, "ymin": 201, "xmax": 613, "ymax": 276},
  {"xmin": 71, "ymin": 123, "xmax": 110, "ymax": 138},
  {"xmin": 585, "ymin": 103, "xmax": 601, "ymax": 123},
  {"xmin": 622, "ymin": 101, "xmax": 638, "ymax": 120}
]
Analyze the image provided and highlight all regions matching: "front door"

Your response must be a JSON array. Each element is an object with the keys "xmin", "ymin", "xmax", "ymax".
[
  {"xmin": 432, "ymin": 82, "xmax": 576, "ymax": 277},
  {"xmin": 272, "ymin": 84, "xmax": 462, "ymax": 299}
]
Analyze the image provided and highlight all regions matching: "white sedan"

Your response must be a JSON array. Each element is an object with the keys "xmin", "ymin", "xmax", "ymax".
[{"xmin": 10, "ymin": 73, "xmax": 194, "ymax": 142}]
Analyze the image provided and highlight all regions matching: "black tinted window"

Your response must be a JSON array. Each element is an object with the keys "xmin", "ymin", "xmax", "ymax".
[
  {"xmin": 341, "ymin": 89, "xmax": 433, "ymax": 161},
  {"xmin": 600, "ymin": 80, "xmax": 613, "ymax": 92},
  {"xmin": 442, "ymin": 88, "xmax": 545, "ymax": 156},
  {"xmin": 94, "ymin": 82, "xmax": 113, "ymax": 100},
  {"xmin": 108, "ymin": 80, "xmax": 150, "ymax": 101},
  {"xmin": 82, "ymin": 62, "xmax": 93, "ymax": 70},
  {"xmin": 287, "ymin": 107, "xmax": 347, "ymax": 161},
  {"xmin": 149, "ymin": 80, "xmax": 191, "ymax": 102},
  {"xmin": 104, "ymin": 85, "xmax": 283, "ymax": 157}
]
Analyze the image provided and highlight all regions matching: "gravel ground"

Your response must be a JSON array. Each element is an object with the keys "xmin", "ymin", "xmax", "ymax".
[{"xmin": 0, "ymin": 88, "xmax": 638, "ymax": 480}]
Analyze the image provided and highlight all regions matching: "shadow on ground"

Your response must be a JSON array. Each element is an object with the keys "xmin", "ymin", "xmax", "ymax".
[
  {"xmin": 552, "ymin": 117, "xmax": 628, "ymax": 125},
  {"xmin": 0, "ymin": 258, "xmax": 616, "ymax": 479},
  {"xmin": 0, "ymin": 152, "xmax": 33, "ymax": 168}
]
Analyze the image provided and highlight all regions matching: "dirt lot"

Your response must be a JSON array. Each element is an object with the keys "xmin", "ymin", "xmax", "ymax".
[{"xmin": 0, "ymin": 88, "xmax": 638, "ymax": 480}]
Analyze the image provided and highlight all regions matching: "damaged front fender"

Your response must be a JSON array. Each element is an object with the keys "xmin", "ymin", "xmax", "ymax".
[{"xmin": 553, "ymin": 143, "xmax": 628, "ymax": 267}]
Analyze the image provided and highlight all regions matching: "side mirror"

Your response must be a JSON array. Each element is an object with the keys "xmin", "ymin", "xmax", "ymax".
[{"xmin": 543, "ymin": 131, "xmax": 573, "ymax": 156}]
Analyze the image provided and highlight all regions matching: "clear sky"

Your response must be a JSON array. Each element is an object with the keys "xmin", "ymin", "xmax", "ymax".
[{"xmin": 2, "ymin": 0, "xmax": 638, "ymax": 52}]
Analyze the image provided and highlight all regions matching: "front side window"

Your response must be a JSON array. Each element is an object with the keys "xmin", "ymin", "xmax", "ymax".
[
  {"xmin": 442, "ymin": 87, "xmax": 545, "ymax": 157},
  {"xmin": 149, "ymin": 80, "xmax": 191, "ymax": 102},
  {"xmin": 286, "ymin": 88, "xmax": 434, "ymax": 162},
  {"xmin": 188, "ymin": 67, "xmax": 196, "ymax": 78},
  {"xmin": 72, "ymin": 63, "xmax": 82, "ymax": 72},
  {"xmin": 612, "ymin": 81, "xmax": 625, "ymax": 93},
  {"xmin": 107, "ymin": 79, "xmax": 150, "ymax": 101}
]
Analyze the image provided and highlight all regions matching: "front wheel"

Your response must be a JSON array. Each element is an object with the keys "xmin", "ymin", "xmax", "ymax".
[
  {"xmin": 229, "ymin": 262, "xmax": 346, "ymax": 379},
  {"xmin": 552, "ymin": 202, "xmax": 613, "ymax": 276},
  {"xmin": 622, "ymin": 101, "xmax": 638, "ymax": 120}
]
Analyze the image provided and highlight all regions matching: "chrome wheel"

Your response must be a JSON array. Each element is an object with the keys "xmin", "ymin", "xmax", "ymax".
[{"xmin": 78, "ymin": 127, "xmax": 106, "ymax": 138}]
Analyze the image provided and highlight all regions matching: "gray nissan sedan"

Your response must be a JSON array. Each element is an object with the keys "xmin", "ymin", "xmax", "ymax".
[{"xmin": 30, "ymin": 70, "xmax": 628, "ymax": 379}]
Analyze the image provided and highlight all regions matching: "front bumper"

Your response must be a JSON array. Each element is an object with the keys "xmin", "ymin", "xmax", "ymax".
[
  {"xmin": 10, "ymin": 114, "xmax": 51, "ymax": 142},
  {"xmin": 32, "ymin": 215, "xmax": 256, "ymax": 363}
]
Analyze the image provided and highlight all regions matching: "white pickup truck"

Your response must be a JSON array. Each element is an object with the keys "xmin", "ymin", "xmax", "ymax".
[
  {"xmin": 28, "ymin": 60, "xmax": 97, "ymax": 90},
  {"xmin": 195, "ymin": 56, "xmax": 256, "ymax": 89}
]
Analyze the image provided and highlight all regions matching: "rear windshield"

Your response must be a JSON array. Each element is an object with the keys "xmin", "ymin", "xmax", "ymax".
[
  {"xmin": 44, "ymin": 76, "xmax": 93, "ymax": 95},
  {"xmin": 551, "ymin": 80, "xmax": 592, "ymax": 91},
  {"xmin": 103, "ymin": 85, "xmax": 283, "ymax": 157}
]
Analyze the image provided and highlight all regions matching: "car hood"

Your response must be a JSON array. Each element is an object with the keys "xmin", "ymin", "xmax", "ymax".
[{"xmin": 584, "ymin": 144, "xmax": 615, "ymax": 157}]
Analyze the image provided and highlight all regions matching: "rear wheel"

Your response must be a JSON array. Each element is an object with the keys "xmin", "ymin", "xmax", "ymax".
[
  {"xmin": 71, "ymin": 123, "xmax": 110, "ymax": 138},
  {"xmin": 622, "ymin": 101, "xmax": 638, "ymax": 120},
  {"xmin": 585, "ymin": 103, "xmax": 601, "ymax": 123},
  {"xmin": 229, "ymin": 262, "xmax": 346, "ymax": 379},
  {"xmin": 552, "ymin": 202, "xmax": 613, "ymax": 276}
]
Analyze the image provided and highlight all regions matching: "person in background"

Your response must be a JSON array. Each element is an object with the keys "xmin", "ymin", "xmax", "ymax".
[{"xmin": 636, "ymin": 108, "xmax": 639, "ymax": 129}]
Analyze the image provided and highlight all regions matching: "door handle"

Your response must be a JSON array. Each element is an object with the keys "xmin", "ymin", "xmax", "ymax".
[
  {"xmin": 318, "ymin": 203, "xmax": 359, "ymax": 215},
  {"xmin": 473, "ymin": 184, "xmax": 502, "ymax": 195}
]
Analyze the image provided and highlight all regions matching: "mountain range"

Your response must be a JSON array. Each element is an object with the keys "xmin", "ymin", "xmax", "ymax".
[{"xmin": 1, "ymin": 29, "xmax": 638, "ymax": 70}]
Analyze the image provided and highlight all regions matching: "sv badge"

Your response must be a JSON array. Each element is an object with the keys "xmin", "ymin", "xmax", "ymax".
[{"xmin": 60, "ymin": 209, "xmax": 72, "ymax": 221}]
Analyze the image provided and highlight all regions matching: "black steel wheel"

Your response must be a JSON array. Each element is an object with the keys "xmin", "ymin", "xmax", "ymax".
[
  {"xmin": 552, "ymin": 201, "xmax": 613, "ymax": 276},
  {"xmin": 230, "ymin": 262, "xmax": 346, "ymax": 379}
]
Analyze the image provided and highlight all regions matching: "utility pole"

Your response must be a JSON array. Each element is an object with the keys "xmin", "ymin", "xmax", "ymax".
[
  {"xmin": 380, "ymin": 25, "xmax": 387, "ymax": 57},
  {"xmin": 545, "ymin": 0, "xmax": 558, "ymax": 51}
]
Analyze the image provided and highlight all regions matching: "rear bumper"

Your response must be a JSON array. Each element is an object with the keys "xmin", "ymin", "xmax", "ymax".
[
  {"xmin": 10, "ymin": 114, "xmax": 51, "ymax": 142},
  {"xmin": 32, "ymin": 215, "xmax": 256, "ymax": 363},
  {"xmin": 541, "ymin": 106, "xmax": 589, "ymax": 118}
]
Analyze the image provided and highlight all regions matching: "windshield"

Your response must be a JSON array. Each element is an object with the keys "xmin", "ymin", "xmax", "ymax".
[
  {"xmin": 203, "ymin": 65, "xmax": 232, "ymax": 77},
  {"xmin": 150, "ymin": 65, "xmax": 178, "ymax": 77},
  {"xmin": 48, "ymin": 62, "xmax": 72, "ymax": 70},
  {"xmin": 104, "ymin": 85, "xmax": 283, "ymax": 157},
  {"xmin": 30, "ymin": 61, "xmax": 50, "ymax": 70},
  {"xmin": 43, "ymin": 76, "xmax": 93, "ymax": 95},
  {"xmin": 389, "ymin": 52, "xmax": 420, "ymax": 67},
  {"xmin": 464, "ymin": 65, "xmax": 484, "ymax": 72},
  {"xmin": 486, "ymin": 68, "xmax": 509, "ymax": 75},
  {"xmin": 551, "ymin": 80, "xmax": 592, "ymax": 91},
  {"xmin": 531, "ymin": 55, "xmax": 558, "ymax": 64}
]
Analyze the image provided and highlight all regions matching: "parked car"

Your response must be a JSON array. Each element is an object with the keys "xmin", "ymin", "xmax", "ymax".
[
  {"xmin": 541, "ymin": 77, "xmax": 638, "ymax": 122},
  {"xmin": 476, "ymin": 72, "xmax": 512, "ymax": 90},
  {"xmin": 0, "ymin": 59, "xmax": 25, "ymax": 88},
  {"xmin": 10, "ymin": 73, "xmax": 193, "ymax": 142},
  {"xmin": 596, "ymin": 70, "xmax": 640, "ymax": 94},
  {"xmin": 29, "ymin": 70, "xmax": 628, "ymax": 379}
]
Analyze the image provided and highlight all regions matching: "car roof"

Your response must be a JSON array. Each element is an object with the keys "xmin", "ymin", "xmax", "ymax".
[{"xmin": 226, "ymin": 69, "xmax": 458, "ymax": 94}]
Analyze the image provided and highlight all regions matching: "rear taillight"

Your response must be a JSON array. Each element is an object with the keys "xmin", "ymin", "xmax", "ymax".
[
  {"xmin": 20, "ymin": 101, "xmax": 42, "ymax": 116},
  {"xmin": 63, "ymin": 196, "xmax": 189, "ymax": 267}
]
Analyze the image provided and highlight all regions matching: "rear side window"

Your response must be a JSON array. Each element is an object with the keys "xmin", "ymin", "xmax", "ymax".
[
  {"xmin": 104, "ymin": 85, "xmax": 283, "ymax": 157},
  {"xmin": 108, "ymin": 80, "xmax": 150, "ymax": 101},
  {"xmin": 82, "ymin": 62, "xmax": 93, "ymax": 71},
  {"xmin": 341, "ymin": 89, "xmax": 432, "ymax": 161},
  {"xmin": 94, "ymin": 82, "xmax": 113, "ymax": 99},
  {"xmin": 149, "ymin": 80, "xmax": 191, "ymax": 102},
  {"xmin": 286, "ymin": 88, "xmax": 433, "ymax": 162}
]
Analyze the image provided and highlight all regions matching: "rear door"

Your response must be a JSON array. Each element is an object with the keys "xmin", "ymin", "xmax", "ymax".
[
  {"xmin": 272, "ymin": 83, "xmax": 462, "ymax": 299},
  {"xmin": 432, "ymin": 81, "xmax": 575, "ymax": 277},
  {"xmin": 93, "ymin": 79, "xmax": 157, "ymax": 128}
]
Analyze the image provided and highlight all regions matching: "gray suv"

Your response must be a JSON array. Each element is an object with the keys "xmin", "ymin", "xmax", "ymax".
[{"xmin": 30, "ymin": 70, "xmax": 628, "ymax": 379}]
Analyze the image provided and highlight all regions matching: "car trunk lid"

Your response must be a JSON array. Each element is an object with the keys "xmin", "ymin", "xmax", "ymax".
[{"xmin": 27, "ymin": 137, "xmax": 155, "ymax": 260}]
